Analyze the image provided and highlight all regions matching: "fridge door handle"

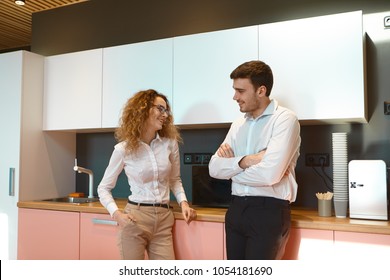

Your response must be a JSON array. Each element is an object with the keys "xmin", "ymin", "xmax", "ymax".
[{"xmin": 9, "ymin": 168, "xmax": 15, "ymax": 196}]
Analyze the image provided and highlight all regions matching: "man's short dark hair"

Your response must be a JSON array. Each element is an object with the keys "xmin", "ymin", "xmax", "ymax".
[{"xmin": 230, "ymin": 60, "xmax": 274, "ymax": 96}]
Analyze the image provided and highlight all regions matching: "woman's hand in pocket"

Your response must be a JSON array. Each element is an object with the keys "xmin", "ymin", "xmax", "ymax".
[{"xmin": 113, "ymin": 210, "xmax": 136, "ymax": 227}]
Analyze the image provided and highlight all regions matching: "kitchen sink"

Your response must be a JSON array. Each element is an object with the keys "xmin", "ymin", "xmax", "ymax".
[{"xmin": 41, "ymin": 197, "xmax": 99, "ymax": 204}]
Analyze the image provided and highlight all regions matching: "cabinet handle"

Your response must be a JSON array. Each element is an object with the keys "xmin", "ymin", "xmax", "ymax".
[
  {"xmin": 9, "ymin": 168, "xmax": 15, "ymax": 196},
  {"xmin": 92, "ymin": 218, "xmax": 118, "ymax": 226}
]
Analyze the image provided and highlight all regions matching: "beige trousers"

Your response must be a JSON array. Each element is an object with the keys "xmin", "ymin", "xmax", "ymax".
[{"xmin": 118, "ymin": 203, "xmax": 175, "ymax": 260}]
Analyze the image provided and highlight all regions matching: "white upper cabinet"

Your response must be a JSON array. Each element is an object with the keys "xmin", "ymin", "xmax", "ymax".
[
  {"xmin": 258, "ymin": 11, "xmax": 366, "ymax": 124},
  {"xmin": 173, "ymin": 26, "xmax": 259, "ymax": 125},
  {"xmin": 102, "ymin": 39, "xmax": 173, "ymax": 128},
  {"xmin": 42, "ymin": 11, "xmax": 366, "ymax": 129},
  {"xmin": 43, "ymin": 49, "xmax": 103, "ymax": 130}
]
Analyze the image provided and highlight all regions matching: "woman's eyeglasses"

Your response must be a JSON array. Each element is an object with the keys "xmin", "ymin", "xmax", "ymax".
[{"xmin": 152, "ymin": 104, "xmax": 170, "ymax": 115}]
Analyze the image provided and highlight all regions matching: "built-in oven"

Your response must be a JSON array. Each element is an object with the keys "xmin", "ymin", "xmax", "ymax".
[{"xmin": 191, "ymin": 165, "xmax": 232, "ymax": 208}]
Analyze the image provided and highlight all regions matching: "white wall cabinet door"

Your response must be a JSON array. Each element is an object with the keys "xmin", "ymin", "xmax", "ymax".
[
  {"xmin": 43, "ymin": 49, "xmax": 103, "ymax": 130},
  {"xmin": 173, "ymin": 26, "xmax": 258, "ymax": 125},
  {"xmin": 258, "ymin": 10, "xmax": 366, "ymax": 124},
  {"xmin": 102, "ymin": 39, "xmax": 173, "ymax": 128}
]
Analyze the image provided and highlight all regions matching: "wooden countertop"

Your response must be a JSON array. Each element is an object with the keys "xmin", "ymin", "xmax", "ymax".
[{"xmin": 17, "ymin": 198, "xmax": 390, "ymax": 235}]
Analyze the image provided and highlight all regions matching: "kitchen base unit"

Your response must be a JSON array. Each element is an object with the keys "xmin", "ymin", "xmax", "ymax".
[
  {"xmin": 173, "ymin": 220, "xmax": 225, "ymax": 260},
  {"xmin": 18, "ymin": 209, "xmax": 152, "ymax": 260},
  {"xmin": 282, "ymin": 228, "xmax": 334, "ymax": 260},
  {"xmin": 17, "ymin": 201, "xmax": 390, "ymax": 260},
  {"xmin": 80, "ymin": 213, "xmax": 121, "ymax": 260},
  {"xmin": 18, "ymin": 208, "xmax": 80, "ymax": 260},
  {"xmin": 334, "ymin": 231, "xmax": 390, "ymax": 260}
]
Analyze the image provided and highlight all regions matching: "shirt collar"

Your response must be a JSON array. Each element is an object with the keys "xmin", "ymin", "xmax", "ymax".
[
  {"xmin": 155, "ymin": 133, "xmax": 162, "ymax": 141},
  {"xmin": 151, "ymin": 132, "xmax": 163, "ymax": 144},
  {"xmin": 245, "ymin": 99, "xmax": 278, "ymax": 121},
  {"xmin": 139, "ymin": 132, "xmax": 163, "ymax": 146}
]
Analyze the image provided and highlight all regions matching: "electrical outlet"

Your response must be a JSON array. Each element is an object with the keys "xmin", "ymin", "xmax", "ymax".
[
  {"xmin": 183, "ymin": 153, "xmax": 213, "ymax": 164},
  {"xmin": 385, "ymin": 16, "xmax": 390, "ymax": 28},
  {"xmin": 184, "ymin": 154, "xmax": 193, "ymax": 164},
  {"xmin": 305, "ymin": 153, "xmax": 330, "ymax": 167},
  {"xmin": 384, "ymin": 101, "xmax": 390, "ymax": 115}
]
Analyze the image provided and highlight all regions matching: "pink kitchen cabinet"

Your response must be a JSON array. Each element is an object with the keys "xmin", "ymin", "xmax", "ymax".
[
  {"xmin": 79, "ymin": 212, "xmax": 121, "ymax": 260},
  {"xmin": 334, "ymin": 231, "xmax": 390, "ymax": 260},
  {"xmin": 17, "ymin": 208, "xmax": 80, "ymax": 260},
  {"xmin": 173, "ymin": 220, "xmax": 225, "ymax": 260},
  {"xmin": 282, "ymin": 228, "xmax": 334, "ymax": 260},
  {"xmin": 173, "ymin": 221, "xmax": 335, "ymax": 260}
]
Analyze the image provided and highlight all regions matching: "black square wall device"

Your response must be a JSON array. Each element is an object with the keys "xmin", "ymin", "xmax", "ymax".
[{"xmin": 384, "ymin": 101, "xmax": 390, "ymax": 115}]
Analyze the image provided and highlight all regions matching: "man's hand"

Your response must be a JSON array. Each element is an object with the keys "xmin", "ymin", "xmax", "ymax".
[
  {"xmin": 239, "ymin": 149, "xmax": 266, "ymax": 169},
  {"xmin": 217, "ymin": 143, "xmax": 235, "ymax": 158},
  {"xmin": 217, "ymin": 143, "xmax": 266, "ymax": 170}
]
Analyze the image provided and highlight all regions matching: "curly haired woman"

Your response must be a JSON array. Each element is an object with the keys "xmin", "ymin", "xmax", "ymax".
[{"xmin": 98, "ymin": 89, "xmax": 196, "ymax": 260}]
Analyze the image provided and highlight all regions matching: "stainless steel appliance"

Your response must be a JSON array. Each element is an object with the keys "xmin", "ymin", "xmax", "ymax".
[{"xmin": 348, "ymin": 160, "xmax": 388, "ymax": 220}]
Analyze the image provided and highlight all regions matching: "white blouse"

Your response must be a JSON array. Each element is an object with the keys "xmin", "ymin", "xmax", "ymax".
[{"xmin": 97, "ymin": 134, "xmax": 187, "ymax": 216}]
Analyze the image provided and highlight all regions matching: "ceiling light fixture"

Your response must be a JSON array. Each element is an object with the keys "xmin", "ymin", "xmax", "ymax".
[{"xmin": 15, "ymin": 0, "xmax": 26, "ymax": 5}]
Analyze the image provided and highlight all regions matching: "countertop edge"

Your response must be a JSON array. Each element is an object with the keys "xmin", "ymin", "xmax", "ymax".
[{"xmin": 17, "ymin": 200, "xmax": 390, "ymax": 235}]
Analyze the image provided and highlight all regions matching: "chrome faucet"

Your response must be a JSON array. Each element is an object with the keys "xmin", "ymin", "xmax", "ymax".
[{"xmin": 73, "ymin": 159, "xmax": 94, "ymax": 198}]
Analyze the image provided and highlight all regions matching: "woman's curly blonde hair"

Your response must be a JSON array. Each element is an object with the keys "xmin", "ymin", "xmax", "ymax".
[{"xmin": 115, "ymin": 89, "xmax": 182, "ymax": 152}]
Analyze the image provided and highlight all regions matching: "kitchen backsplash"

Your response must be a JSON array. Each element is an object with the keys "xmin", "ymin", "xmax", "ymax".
[
  {"xmin": 75, "ymin": 128, "xmax": 228, "ymax": 203},
  {"xmin": 76, "ymin": 123, "xmax": 390, "ymax": 209}
]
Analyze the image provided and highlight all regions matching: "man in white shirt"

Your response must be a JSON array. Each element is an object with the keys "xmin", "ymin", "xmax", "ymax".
[{"xmin": 209, "ymin": 60, "xmax": 301, "ymax": 259}]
